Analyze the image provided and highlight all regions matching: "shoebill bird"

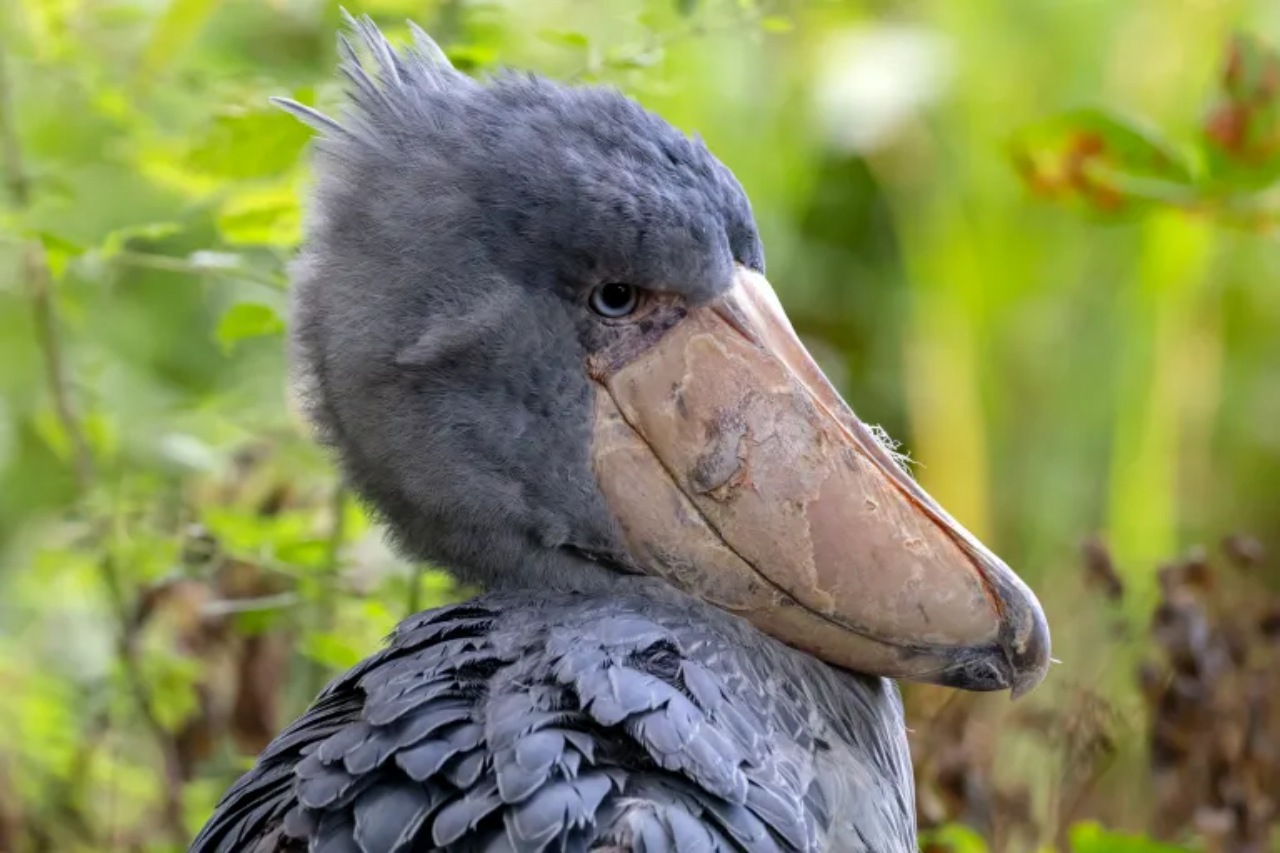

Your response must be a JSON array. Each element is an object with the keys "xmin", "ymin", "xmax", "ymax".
[{"xmin": 190, "ymin": 17, "xmax": 1049, "ymax": 853}]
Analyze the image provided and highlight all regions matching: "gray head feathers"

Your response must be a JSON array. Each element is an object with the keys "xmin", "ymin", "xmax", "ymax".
[
  {"xmin": 272, "ymin": 12, "xmax": 462, "ymax": 138},
  {"xmin": 278, "ymin": 15, "xmax": 763, "ymax": 592}
]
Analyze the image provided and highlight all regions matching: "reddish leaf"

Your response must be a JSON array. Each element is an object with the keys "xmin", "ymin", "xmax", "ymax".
[
  {"xmin": 1010, "ymin": 108, "xmax": 1195, "ymax": 219},
  {"xmin": 1202, "ymin": 33, "xmax": 1280, "ymax": 188},
  {"xmin": 1221, "ymin": 32, "xmax": 1280, "ymax": 104}
]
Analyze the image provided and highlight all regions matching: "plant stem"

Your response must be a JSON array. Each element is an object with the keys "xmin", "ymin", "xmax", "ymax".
[
  {"xmin": 99, "ymin": 556, "xmax": 190, "ymax": 846},
  {"xmin": 113, "ymin": 250, "xmax": 286, "ymax": 289},
  {"xmin": 305, "ymin": 485, "xmax": 347, "ymax": 698},
  {"xmin": 0, "ymin": 38, "xmax": 95, "ymax": 489},
  {"xmin": 0, "ymin": 37, "xmax": 29, "ymax": 206},
  {"xmin": 25, "ymin": 243, "xmax": 96, "ymax": 488},
  {"xmin": 0, "ymin": 758, "xmax": 20, "ymax": 853},
  {"xmin": 406, "ymin": 562, "xmax": 426, "ymax": 617}
]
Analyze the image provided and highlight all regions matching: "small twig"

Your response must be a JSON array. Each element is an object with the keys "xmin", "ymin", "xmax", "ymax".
[
  {"xmin": 323, "ymin": 485, "xmax": 347, "ymax": 578},
  {"xmin": 0, "ymin": 37, "xmax": 29, "ymax": 206},
  {"xmin": 113, "ymin": 250, "xmax": 286, "ymax": 289},
  {"xmin": 406, "ymin": 562, "xmax": 427, "ymax": 617},
  {"xmin": 25, "ymin": 243, "xmax": 96, "ymax": 488},
  {"xmin": 201, "ymin": 591, "xmax": 299, "ymax": 617},
  {"xmin": 0, "ymin": 756, "xmax": 22, "ymax": 853}
]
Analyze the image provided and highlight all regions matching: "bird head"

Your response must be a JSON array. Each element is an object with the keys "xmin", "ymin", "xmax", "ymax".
[{"xmin": 281, "ymin": 16, "xmax": 1050, "ymax": 696}]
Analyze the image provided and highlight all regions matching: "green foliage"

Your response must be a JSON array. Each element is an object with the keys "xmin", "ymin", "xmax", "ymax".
[
  {"xmin": 1, "ymin": 0, "xmax": 1278, "ymax": 850},
  {"xmin": 1010, "ymin": 108, "xmax": 1197, "ymax": 218},
  {"xmin": 216, "ymin": 183, "xmax": 303, "ymax": 247},
  {"xmin": 923, "ymin": 822, "xmax": 1199, "ymax": 852},
  {"xmin": 1011, "ymin": 32, "xmax": 1280, "ymax": 229},
  {"xmin": 923, "ymin": 823, "xmax": 993, "ymax": 852},
  {"xmin": 137, "ymin": 0, "xmax": 224, "ymax": 86},
  {"xmin": 186, "ymin": 104, "xmax": 315, "ymax": 181},
  {"xmin": 1068, "ymin": 823, "xmax": 1196, "ymax": 853},
  {"xmin": 1203, "ymin": 33, "xmax": 1280, "ymax": 189},
  {"xmin": 214, "ymin": 303, "xmax": 285, "ymax": 353}
]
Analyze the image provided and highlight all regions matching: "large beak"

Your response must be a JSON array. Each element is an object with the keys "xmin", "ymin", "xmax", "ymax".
[{"xmin": 590, "ymin": 266, "xmax": 1050, "ymax": 696}]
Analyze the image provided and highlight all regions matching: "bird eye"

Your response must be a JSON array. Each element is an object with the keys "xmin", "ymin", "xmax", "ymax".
[{"xmin": 589, "ymin": 283, "xmax": 640, "ymax": 319}]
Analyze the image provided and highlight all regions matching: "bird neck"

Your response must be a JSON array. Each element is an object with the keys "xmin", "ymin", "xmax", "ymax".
[{"xmin": 442, "ymin": 544, "xmax": 635, "ymax": 597}]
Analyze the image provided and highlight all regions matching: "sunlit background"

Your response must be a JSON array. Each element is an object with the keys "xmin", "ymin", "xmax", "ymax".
[{"xmin": 1, "ymin": 0, "xmax": 1278, "ymax": 850}]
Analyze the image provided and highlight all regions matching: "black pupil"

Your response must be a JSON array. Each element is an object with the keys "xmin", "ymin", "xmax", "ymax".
[{"xmin": 597, "ymin": 283, "xmax": 635, "ymax": 315}]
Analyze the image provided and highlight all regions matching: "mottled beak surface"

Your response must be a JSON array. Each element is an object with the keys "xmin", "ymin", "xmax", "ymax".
[{"xmin": 591, "ymin": 266, "xmax": 1050, "ymax": 695}]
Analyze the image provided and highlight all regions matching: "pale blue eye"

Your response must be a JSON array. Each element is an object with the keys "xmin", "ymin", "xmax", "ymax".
[{"xmin": 590, "ymin": 282, "xmax": 640, "ymax": 318}]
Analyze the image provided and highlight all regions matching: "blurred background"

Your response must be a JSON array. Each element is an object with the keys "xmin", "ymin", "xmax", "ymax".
[{"xmin": 1, "ymin": 0, "xmax": 1278, "ymax": 850}]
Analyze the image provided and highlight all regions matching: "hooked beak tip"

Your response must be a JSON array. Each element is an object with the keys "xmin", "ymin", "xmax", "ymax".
[
  {"xmin": 1010, "ymin": 672, "xmax": 1042, "ymax": 701},
  {"xmin": 998, "ymin": 574, "xmax": 1052, "ymax": 699},
  {"xmin": 1009, "ymin": 644, "xmax": 1049, "ymax": 699},
  {"xmin": 932, "ymin": 562, "xmax": 1051, "ymax": 696}
]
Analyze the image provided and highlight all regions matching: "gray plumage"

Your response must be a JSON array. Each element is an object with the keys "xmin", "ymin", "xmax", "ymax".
[
  {"xmin": 190, "ymin": 582, "xmax": 914, "ymax": 852},
  {"xmin": 190, "ymin": 15, "xmax": 918, "ymax": 853}
]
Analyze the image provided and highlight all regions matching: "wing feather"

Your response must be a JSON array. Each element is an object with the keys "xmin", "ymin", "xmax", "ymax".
[{"xmin": 189, "ymin": 590, "xmax": 913, "ymax": 852}]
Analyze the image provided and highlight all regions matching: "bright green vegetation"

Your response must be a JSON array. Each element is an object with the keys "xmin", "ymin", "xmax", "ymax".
[{"xmin": 1, "ymin": 0, "xmax": 1277, "ymax": 850}]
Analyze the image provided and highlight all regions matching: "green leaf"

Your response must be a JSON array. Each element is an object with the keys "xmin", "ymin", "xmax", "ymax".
[
  {"xmin": 444, "ymin": 43, "xmax": 500, "ymax": 73},
  {"xmin": 301, "ymin": 630, "xmax": 367, "ymax": 671},
  {"xmin": 1010, "ymin": 108, "xmax": 1196, "ymax": 219},
  {"xmin": 136, "ymin": 0, "xmax": 220, "ymax": 86},
  {"xmin": 215, "ymin": 303, "xmax": 284, "ymax": 353},
  {"xmin": 37, "ymin": 232, "xmax": 83, "ymax": 281},
  {"xmin": 920, "ymin": 824, "xmax": 990, "ymax": 853},
  {"xmin": 276, "ymin": 539, "xmax": 331, "ymax": 569},
  {"xmin": 157, "ymin": 433, "xmax": 219, "ymax": 472},
  {"xmin": 1068, "ymin": 822, "xmax": 1195, "ymax": 853},
  {"xmin": 216, "ymin": 184, "xmax": 301, "ymax": 247},
  {"xmin": 186, "ymin": 104, "xmax": 313, "ymax": 181},
  {"xmin": 100, "ymin": 222, "xmax": 182, "ymax": 259},
  {"xmin": 138, "ymin": 651, "xmax": 201, "ymax": 732},
  {"xmin": 760, "ymin": 16, "xmax": 794, "ymax": 34},
  {"xmin": 539, "ymin": 30, "xmax": 590, "ymax": 50},
  {"xmin": 675, "ymin": 0, "xmax": 699, "ymax": 16}
]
